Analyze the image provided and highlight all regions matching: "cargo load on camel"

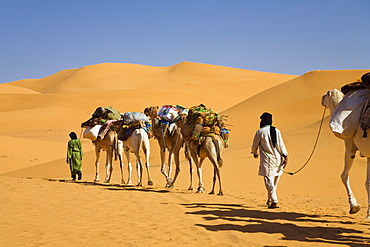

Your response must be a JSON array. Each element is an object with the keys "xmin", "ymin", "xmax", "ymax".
[
  {"xmin": 181, "ymin": 104, "xmax": 230, "ymax": 147},
  {"xmin": 147, "ymin": 105, "xmax": 188, "ymax": 137},
  {"xmin": 331, "ymin": 72, "xmax": 370, "ymax": 139},
  {"xmin": 158, "ymin": 105, "xmax": 188, "ymax": 123},
  {"xmin": 118, "ymin": 112, "xmax": 151, "ymax": 141},
  {"xmin": 82, "ymin": 124, "xmax": 102, "ymax": 141},
  {"xmin": 81, "ymin": 106, "xmax": 121, "ymax": 141}
]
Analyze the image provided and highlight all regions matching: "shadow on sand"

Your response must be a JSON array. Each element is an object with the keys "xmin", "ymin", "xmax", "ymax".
[
  {"xmin": 39, "ymin": 177, "xmax": 173, "ymax": 194},
  {"xmin": 181, "ymin": 203, "xmax": 370, "ymax": 247},
  {"xmin": 25, "ymin": 177, "xmax": 369, "ymax": 246}
]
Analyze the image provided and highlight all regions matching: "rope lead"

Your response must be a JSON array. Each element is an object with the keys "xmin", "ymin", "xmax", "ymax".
[
  {"xmin": 288, "ymin": 106, "xmax": 327, "ymax": 175},
  {"xmin": 260, "ymin": 106, "xmax": 327, "ymax": 176}
]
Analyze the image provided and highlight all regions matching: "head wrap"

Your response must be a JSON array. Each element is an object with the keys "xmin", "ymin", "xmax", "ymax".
[
  {"xmin": 69, "ymin": 132, "xmax": 78, "ymax": 139},
  {"xmin": 260, "ymin": 112, "xmax": 272, "ymax": 128},
  {"xmin": 259, "ymin": 112, "xmax": 277, "ymax": 147}
]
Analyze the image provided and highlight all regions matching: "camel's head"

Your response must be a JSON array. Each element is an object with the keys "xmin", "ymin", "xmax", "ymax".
[
  {"xmin": 144, "ymin": 106, "xmax": 159, "ymax": 119},
  {"xmin": 81, "ymin": 117, "xmax": 96, "ymax": 128},
  {"xmin": 321, "ymin": 89, "xmax": 343, "ymax": 113}
]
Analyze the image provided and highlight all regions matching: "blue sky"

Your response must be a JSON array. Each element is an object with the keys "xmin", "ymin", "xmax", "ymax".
[{"xmin": 0, "ymin": 0, "xmax": 369, "ymax": 83}]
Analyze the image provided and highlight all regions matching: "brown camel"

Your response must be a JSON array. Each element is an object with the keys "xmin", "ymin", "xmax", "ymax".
[
  {"xmin": 144, "ymin": 106, "xmax": 194, "ymax": 189},
  {"xmin": 81, "ymin": 119, "xmax": 124, "ymax": 184},
  {"xmin": 176, "ymin": 115, "xmax": 224, "ymax": 195}
]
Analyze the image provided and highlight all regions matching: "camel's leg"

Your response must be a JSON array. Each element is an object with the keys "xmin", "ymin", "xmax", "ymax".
[
  {"xmin": 188, "ymin": 157, "xmax": 194, "ymax": 190},
  {"xmin": 165, "ymin": 152, "xmax": 174, "ymax": 187},
  {"xmin": 124, "ymin": 148, "xmax": 133, "ymax": 185},
  {"xmin": 143, "ymin": 141, "xmax": 153, "ymax": 186},
  {"xmin": 160, "ymin": 148, "xmax": 169, "ymax": 179},
  {"xmin": 168, "ymin": 149, "xmax": 181, "ymax": 188},
  {"xmin": 196, "ymin": 157, "xmax": 206, "ymax": 193},
  {"xmin": 104, "ymin": 146, "xmax": 114, "ymax": 183},
  {"xmin": 204, "ymin": 137, "xmax": 223, "ymax": 195},
  {"xmin": 366, "ymin": 158, "xmax": 370, "ymax": 219},
  {"xmin": 94, "ymin": 147, "xmax": 101, "ymax": 182},
  {"xmin": 168, "ymin": 152, "xmax": 173, "ymax": 177},
  {"xmin": 135, "ymin": 157, "xmax": 143, "ymax": 186},
  {"xmin": 216, "ymin": 166, "xmax": 223, "ymax": 196},
  {"xmin": 117, "ymin": 141, "xmax": 125, "ymax": 184},
  {"xmin": 209, "ymin": 166, "xmax": 217, "ymax": 195},
  {"xmin": 185, "ymin": 143, "xmax": 194, "ymax": 190},
  {"xmin": 214, "ymin": 139, "xmax": 223, "ymax": 195},
  {"xmin": 159, "ymin": 139, "xmax": 169, "ymax": 180},
  {"xmin": 343, "ymin": 139, "xmax": 361, "ymax": 214},
  {"xmin": 208, "ymin": 158, "xmax": 223, "ymax": 195}
]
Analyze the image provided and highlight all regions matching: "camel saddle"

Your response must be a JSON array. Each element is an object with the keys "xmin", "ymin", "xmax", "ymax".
[
  {"xmin": 361, "ymin": 106, "xmax": 370, "ymax": 138},
  {"xmin": 341, "ymin": 82, "xmax": 366, "ymax": 95}
]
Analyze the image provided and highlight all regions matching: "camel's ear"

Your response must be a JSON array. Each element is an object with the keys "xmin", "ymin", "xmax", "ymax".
[
  {"xmin": 327, "ymin": 90, "xmax": 333, "ymax": 97},
  {"xmin": 156, "ymin": 106, "xmax": 159, "ymax": 110}
]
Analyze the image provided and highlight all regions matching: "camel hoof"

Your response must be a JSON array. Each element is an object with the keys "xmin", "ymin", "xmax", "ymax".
[
  {"xmin": 104, "ymin": 180, "xmax": 110, "ymax": 183},
  {"xmin": 349, "ymin": 205, "xmax": 361, "ymax": 214},
  {"xmin": 94, "ymin": 178, "xmax": 100, "ymax": 182},
  {"xmin": 148, "ymin": 180, "xmax": 154, "ymax": 186},
  {"xmin": 136, "ymin": 183, "xmax": 143, "ymax": 187},
  {"xmin": 196, "ymin": 186, "xmax": 205, "ymax": 193},
  {"xmin": 121, "ymin": 180, "xmax": 126, "ymax": 185},
  {"xmin": 188, "ymin": 186, "xmax": 194, "ymax": 191},
  {"xmin": 217, "ymin": 192, "xmax": 224, "ymax": 196},
  {"xmin": 209, "ymin": 191, "xmax": 214, "ymax": 195},
  {"xmin": 165, "ymin": 178, "xmax": 173, "ymax": 187}
]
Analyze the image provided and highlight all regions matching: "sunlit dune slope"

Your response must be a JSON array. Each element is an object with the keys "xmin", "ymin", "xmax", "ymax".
[
  {"xmin": 8, "ymin": 62, "xmax": 295, "ymax": 94},
  {"xmin": 0, "ymin": 84, "xmax": 40, "ymax": 94}
]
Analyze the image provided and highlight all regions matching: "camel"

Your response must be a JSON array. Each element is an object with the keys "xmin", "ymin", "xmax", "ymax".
[
  {"xmin": 322, "ymin": 88, "xmax": 370, "ymax": 218},
  {"xmin": 144, "ymin": 106, "xmax": 193, "ymax": 189},
  {"xmin": 176, "ymin": 115, "xmax": 225, "ymax": 195},
  {"xmin": 81, "ymin": 119, "xmax": 124, "ymax": 184},
  {"xmin": 115, "ymin": 121, "xmax": 154, "ymax": 186}
]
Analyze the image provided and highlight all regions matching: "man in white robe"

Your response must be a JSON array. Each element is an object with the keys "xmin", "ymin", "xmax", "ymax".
[{"xmin": 251, "ymin": 112, "xmax": 288, "ymax": 209}]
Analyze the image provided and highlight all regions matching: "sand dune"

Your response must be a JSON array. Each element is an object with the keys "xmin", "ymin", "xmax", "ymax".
[{"xmin": 1, "ymin": 62, "xmax": 369, "ymax": 246}]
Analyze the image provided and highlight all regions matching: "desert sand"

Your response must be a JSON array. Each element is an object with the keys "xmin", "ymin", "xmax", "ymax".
[{"xmin": 0, "ymin": 62, "xmax": 369, "ymax": 246}]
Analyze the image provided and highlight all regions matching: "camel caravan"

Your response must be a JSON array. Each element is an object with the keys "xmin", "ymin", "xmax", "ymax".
[
  {"xmin": 321, "ymin": 72, "xmax": 370, "ymax": 219},
  {"xmin": 81, "ymin": 104, "xmax": 230, "ymax": 195}
]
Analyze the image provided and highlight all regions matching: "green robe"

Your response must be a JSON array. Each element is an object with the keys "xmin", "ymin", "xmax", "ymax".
[{"xmin": 67, "ymin": 139, "xmax": 83, "ymax": 176}]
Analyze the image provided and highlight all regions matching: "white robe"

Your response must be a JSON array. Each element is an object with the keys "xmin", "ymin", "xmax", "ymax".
[{"xmin": 251, "ymin": 126, "xmax": 288, "ymax": 177}]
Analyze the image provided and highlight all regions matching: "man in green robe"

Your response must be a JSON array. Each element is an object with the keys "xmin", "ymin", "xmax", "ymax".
[{"xmin": 66, "ymin": 132, "xmax": 83, "ymax": 180}]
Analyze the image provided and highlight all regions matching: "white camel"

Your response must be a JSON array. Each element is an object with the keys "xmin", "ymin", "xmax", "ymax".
[
  {"xmin": 322, "ymin": 88, "xmax": 370, "ymax": 218},
  {"xmin": 116, "ymin": 121, "xmax": 154, "ymax": 186},
  {"xmin": 176, "ymin": 115, "xmax": 225, "ymax": 195},
  {"xmin": 144, "ymin": 106, "xmax": 193, "ymax": 189}
]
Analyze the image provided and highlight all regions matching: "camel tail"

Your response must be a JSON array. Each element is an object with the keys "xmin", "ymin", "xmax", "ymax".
[{"xmin": 211, "ymin": 136, "xmax": 223, "ymax": 167}]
